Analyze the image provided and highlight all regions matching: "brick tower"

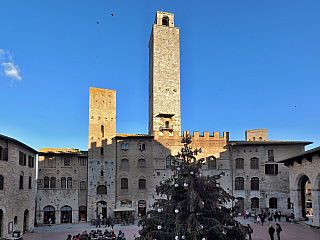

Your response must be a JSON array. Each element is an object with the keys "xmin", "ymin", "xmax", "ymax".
[{"xmin": 148, "ymin": 11, "xmax": 181, "ymax": 136}]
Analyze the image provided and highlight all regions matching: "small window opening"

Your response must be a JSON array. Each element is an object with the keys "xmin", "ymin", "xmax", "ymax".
[{"xmin": 162, "ymin": 16, "xmax": 169, "ymax": 26}]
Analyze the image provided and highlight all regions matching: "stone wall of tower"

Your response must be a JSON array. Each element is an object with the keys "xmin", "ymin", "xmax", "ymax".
[
  {"xmin": 87, "ymin": 87, "xmax": 117, "ymax": 220},
  {"xmin": 149, "ymin": 11, "xmax": 181, "ymax": 135}
]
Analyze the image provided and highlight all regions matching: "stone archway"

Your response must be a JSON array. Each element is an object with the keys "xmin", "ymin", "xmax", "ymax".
[
  {"xmin": 294, "ymin": 174, "xmax": 310, "ymax": 220},
  {"xmin": 23, "ymin": 209, "xmax": 29, "ymax": 233}
]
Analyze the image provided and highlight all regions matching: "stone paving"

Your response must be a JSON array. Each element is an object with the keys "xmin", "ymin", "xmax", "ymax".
[{"xmin": 20, "ymin": 217, "xmax": 320, "ymax": 240}]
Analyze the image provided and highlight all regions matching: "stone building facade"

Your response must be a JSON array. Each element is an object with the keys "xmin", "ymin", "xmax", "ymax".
[
  {"xmin": 0, "ymin": 134, "xmax": 37, "ymax": 238},
  {"xmin": 229, "ymin": 129, "xmax": 311, "ymax": 216},
  {"xmin": 279, "ymin": 146, "xmax": 320, "ymax": 227},
  {"xmin": 36, "ymin": 148, "xmax": 88, "ymax": 225},
  {"xmin": 86, "ymin": 11, "xmax": 311, "ymax": 222}
]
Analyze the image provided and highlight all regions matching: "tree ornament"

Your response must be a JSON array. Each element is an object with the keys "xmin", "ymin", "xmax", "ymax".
[
  {"xmin": 175, "ymin": 183, "xmax": 179, "ymax": 187},
  {"xmin": 182, "ymin": 236, "xmax": 185, "ymax": 239},
  {"xmin": 190, "ymin": 171, "xmax": 194, "ymax": 175},
  {"xmin": 177, "ymin": 167, "xmax": 181, "ymax": 171},
  {"xmin": 184, "ymin": 183, "xmax": 188, "ymax": 187},
  {"xmin": 157, "ymin": 225, "xmax": 161, "ymax": 229},
  {"xmin": 175, "ymin": 209, "xmax": 179, "ymax": 213},
  {"xmin": 175, "ymin": 236, "xmax": 179, "ymax": 240},
  {"xmin": 161, "ymin": 180, "xmax": 165, "ymax": 184},
  {"xmin": 234, "ymin": 198, "xmax": 238, "ymax": 202},
  {"xmin": 157, "ymin": 208, "xmax": 162, "ymax": 212},
  {"xmin": 216, "ymin": 183, "xmax": 220, "ymax": 187}
]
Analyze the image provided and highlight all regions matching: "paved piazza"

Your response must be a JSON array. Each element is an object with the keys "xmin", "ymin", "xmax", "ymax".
[{"xmin": 22, "ymin": 217, "xmax": 320, "ymax": 240}]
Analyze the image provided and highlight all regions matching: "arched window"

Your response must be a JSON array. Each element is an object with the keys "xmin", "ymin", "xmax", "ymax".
[
  {"xmin": 100, "ymin": 170, "xmax": 104, "ymax": 176},
  {"xmin": 100, "ymin": 147, "xmax": 104, "ymax": 155},
  {"xmin": 251, "ymin": 177, "xmax": 259, "ymax": 191},
  {"xmin": 165, "ymin": 121, "xmax": 169, "ymax": 128},
  {"xmin": 250, "ymin": 157, "xmax": 259, "ymax": 169},
  {"xmin": 121, "ymin": 143, "xmax": 129, "ymax": 150},
  {"xmin": 139, "ymin": 179, "xmax": 146, "ymax": 189},
  {"xmin": 235, "ymin": 177, "xmax": 244, "ymax": 190},
  {"xmin": 61, "ymin": 177, "xmax": 66, "ymax": 188},
  {"xmin": 67, "ymin": 177, "xmax": 72, "ymax": 188},
  {"xmin": 44, "ymin": 177, "xmax": 49, "ymax": 188},
  {"xmin": 162, "ymin": 16, "xmax": 169, "ymax": 26},
  {"xmin": 251, "ymin": 197, "xmax": 259, "ymax": 209},
  {"xmin": 235, "ymin": 158, "xmax": 244, "ymax": 169},
  {"xmin": 0, "ymin": 146, "xmax": 2, "ymax": 160},
  {"xmin": 138, "ymin": 142, "xmax": 145, "ymax": 151},
  {"xmin": 121, "ymin": 159, "xmax": 129, "ymax": 169},
  {"xmin": 97, "ymin": 185, "xmax": 107, "ymax": 194},
  {"xmin": 19, "ymin": 175, "xmax": 24, "ymax": 189},
  {"xmin": 121, "ymin": 178, "xmax": 128, "ymax": 189},
  {"xmin": 80, "ymin": 181, "xmax": 86, "ymax": 190},
  {"xmin": 269, "ymin": 197, "xmax": 277, "ymax": 209},
  {"xmin": 0, "ymin": 175, "xmax": 4, "ymax": 190},
  {"xmin": 50, "ymin": 177, "xmax": 56, "ymax": 188},
  {"xmin": 138, "ymin": 159, "xmax": 146, "ymax": 168},
  {"xmin": 207, "ymin": 156, "xmax": 216, "ymax": 169}
]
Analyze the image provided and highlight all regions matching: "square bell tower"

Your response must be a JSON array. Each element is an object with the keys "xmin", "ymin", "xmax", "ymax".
[{"xmin": 148, "ymin": 11, "xmax": 181, "ymax": 136}]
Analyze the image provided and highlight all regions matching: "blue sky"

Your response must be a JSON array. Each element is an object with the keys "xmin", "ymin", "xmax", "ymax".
[{"xmin": 1, "ymin": 0, "xmax": 319, "ymax": 151}]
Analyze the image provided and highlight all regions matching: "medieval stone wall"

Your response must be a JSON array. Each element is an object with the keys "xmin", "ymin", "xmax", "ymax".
[{"xmin": 0, "ymin": 137, "xmax": 36, "ymax": 238}]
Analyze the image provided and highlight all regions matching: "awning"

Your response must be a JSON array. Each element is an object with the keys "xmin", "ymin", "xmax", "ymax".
[{"xmin": 113, "ymin": 207, "xmax": 135, "ymax": 212}]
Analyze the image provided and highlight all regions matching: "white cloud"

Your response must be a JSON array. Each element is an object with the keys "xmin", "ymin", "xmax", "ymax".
[
  {"xmin": 1, "ymin": 62, "xmax": 22, "ymax": 81},
  {"xmin": 0, "ymin": 49, "xmax": 22, "ymax": 82},
  {"xmin": 0, "ymin": 49, "xmax": 4, "ymax": 61}
]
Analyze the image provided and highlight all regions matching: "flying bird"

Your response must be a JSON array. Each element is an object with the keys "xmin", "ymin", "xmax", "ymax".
[
  {"xmin": 111, "ymin": 14, "xmax": 114, "ymax": 16},
  {"xmin": 97, "ymin": 22, "xmax": 99, "ymax": 24}
]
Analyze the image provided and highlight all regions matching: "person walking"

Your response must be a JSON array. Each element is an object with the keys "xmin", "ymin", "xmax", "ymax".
[
  {"xmin": 276, "ymin": 223, "xmax": 282, "ymax": 240},
  {"xmin": 268, "ymin": 225, "xmax": 275, "ymax": 240},
  {"xmin": 48, "ymin": 218, "xmax": 52, "ymax": 227},
  {"xmin": 246, "ymin": 224, "xmax": 253, "ymax": 240},
  {"xmin": 290, "ymin": 213, "xmax": 294, "ymax": 224},
  {"xmin": 96, "ymin": 218, "xmax": 100, "ymax": 228}
]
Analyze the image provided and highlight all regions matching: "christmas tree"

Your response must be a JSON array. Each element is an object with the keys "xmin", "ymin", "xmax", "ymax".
[{"xmin": 136, "ymin": 133, "xmax": 246, "ymax": 240}]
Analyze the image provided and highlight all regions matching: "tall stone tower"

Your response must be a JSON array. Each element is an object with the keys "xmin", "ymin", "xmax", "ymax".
[
  {"xmin": 148, "ymin": 11, "xmax": 181, "ymax": 136},
  {"xmin": 87, "ymin": 87, "xmax": 117, "ymax": 220}
]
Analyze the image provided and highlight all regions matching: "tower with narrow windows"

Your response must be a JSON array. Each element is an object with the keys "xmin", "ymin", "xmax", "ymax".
[
  {"xmin": 87, "ymin": 87, "xmax": 117, "ymax": 220},
  {"xmin": 149, "ymin": 11, "xmax": 181, "ymax": 136}
]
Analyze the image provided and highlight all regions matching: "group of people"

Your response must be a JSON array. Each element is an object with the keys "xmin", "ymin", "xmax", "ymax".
[
  {"xmin": 252, "ymin": 210, "xmax": 282, "ymax": 226},
  {"xmin": 66, "ymin": 229, "xmax": 126, "ymax": 240}
]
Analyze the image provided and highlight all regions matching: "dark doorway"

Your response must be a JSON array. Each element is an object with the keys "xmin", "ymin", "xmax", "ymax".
[
  {"xmin": 23, "ymin": 209, "xmax": 29, "ymax": 233},
  {"xmin": 79, "ymin": 206, "xmax": 87, "ymax": 222},
  {"xmin": 138, "ymin": 200, "xmax": 146, "ymax": 217},
  {"xmin": 299, "ymin": 175, "xmax": 310, "ymax": 218}
]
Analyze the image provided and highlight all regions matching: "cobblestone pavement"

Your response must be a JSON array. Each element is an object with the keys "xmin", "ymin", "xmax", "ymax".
[
  {"xmin": 236, "ymin": 216, "xmax": 320, "ymax": 240},
  {"xmin": 21, "ymin": 217, "xmax": 320, "ymax": 240},
  {"xmin": 23, "ymin": 222, "xmax": 141, "ymax": 240}
]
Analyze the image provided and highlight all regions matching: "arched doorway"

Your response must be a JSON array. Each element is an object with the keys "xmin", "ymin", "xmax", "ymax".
[
  {"xmin": 23, "ymin": 209, "xmax": 29, "ymax": 233},
  {"xmin": 79, "ymin": 206, "xmax": 87, "ymax": 222},
  {"xmin": 43, "ymin": 206, "xmax": 55, "ymax": 224},
  {"xmin": 61, "ymin": 206, "xmax": 72, "ymax": 223},
  {"xmin": 96, "ymin": 201, "xmax": 107, "ymax": 219},
  {"xmin": 297, "ymin": 175, "xmax": 310, "ymax": 219},
  {"xmin": 138, "ymin": 200, "xmax": 146, "ymax": 217}
]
